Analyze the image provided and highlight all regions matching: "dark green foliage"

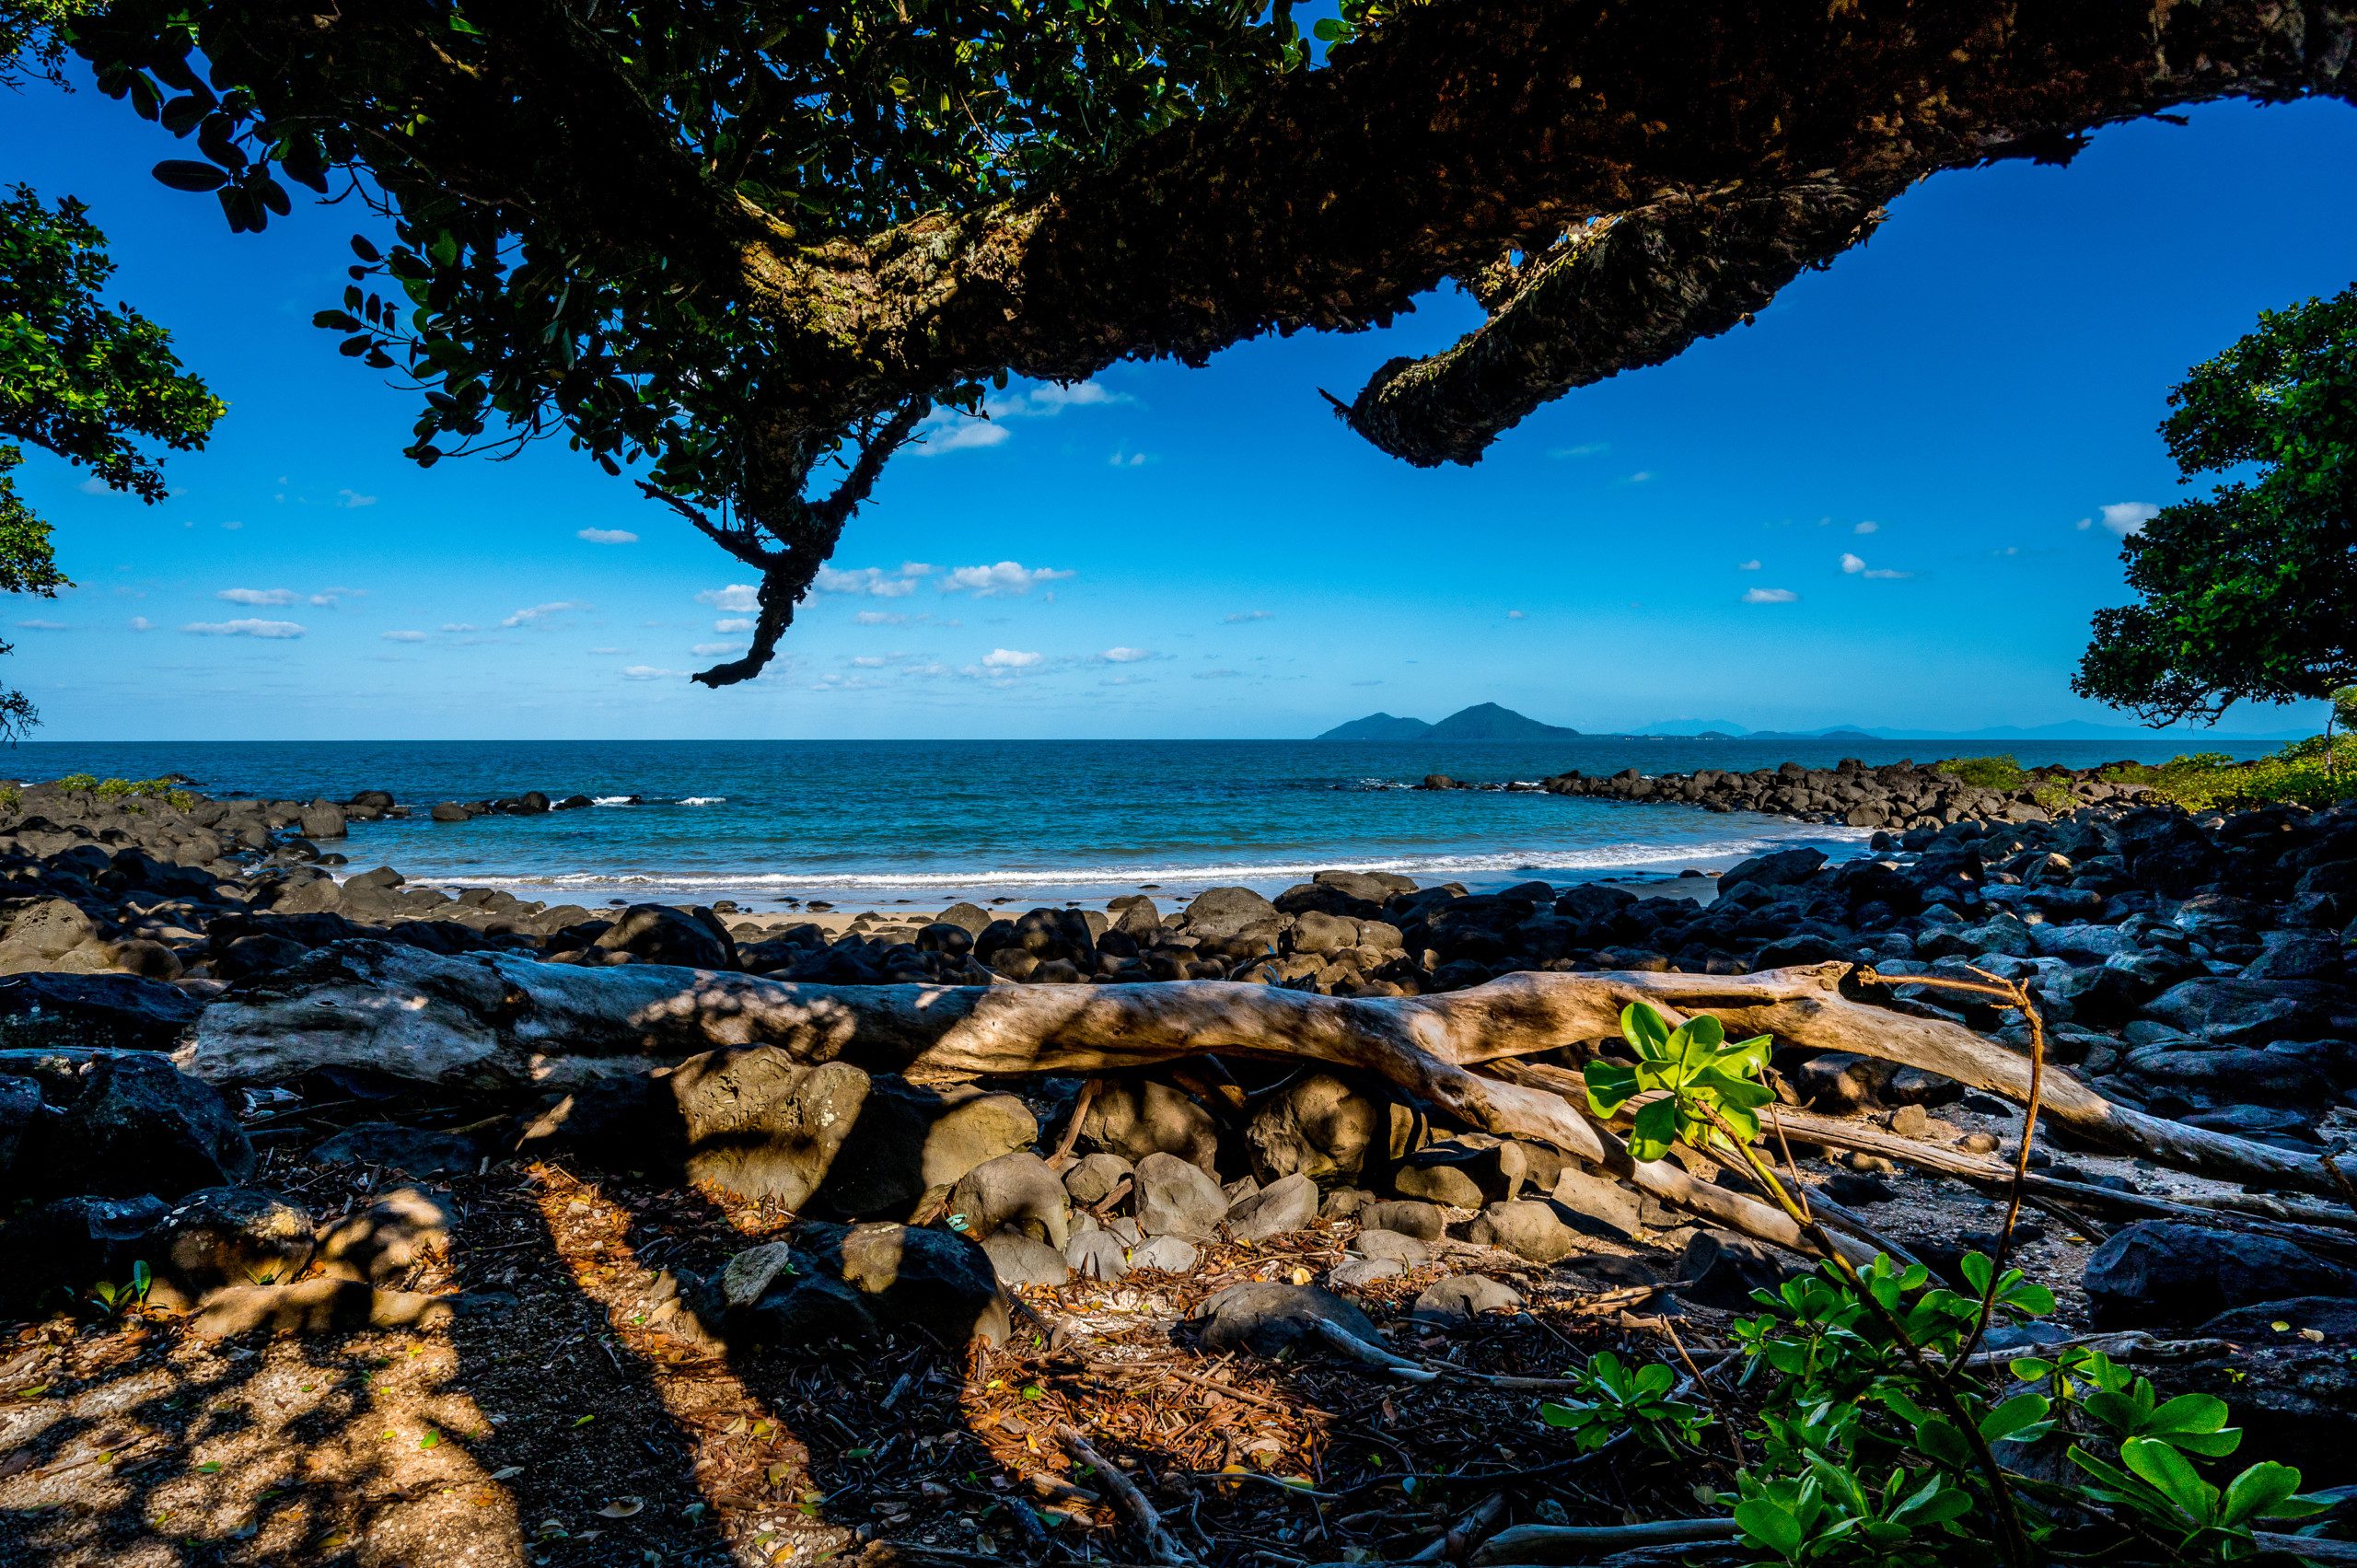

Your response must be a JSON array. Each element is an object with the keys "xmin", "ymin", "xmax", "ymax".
[
  {"xmin": 66, "ymin": 1, "xmax": 1293, "ymax": 505},
  {"xmin": 2076, "ymin": 285, "xmax": 2357, "ymax": 724},
  {"xmin": 0, "ymin": 179, "xmax": 224, "ymax": 737}
]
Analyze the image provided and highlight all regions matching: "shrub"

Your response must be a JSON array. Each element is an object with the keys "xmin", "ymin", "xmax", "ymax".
[
  {"xmin": 2104, "ymin": 738, "xmax": 2357, "ymax": 812},
  {"xmin": 1932, "ymin": 755, "xmax": 2027, "ymax": 791}
]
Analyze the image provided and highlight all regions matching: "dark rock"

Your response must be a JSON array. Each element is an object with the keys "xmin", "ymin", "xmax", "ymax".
[
  {"xmin": 2141, "ymin": 978, "xmax": 2357, "ymax": 1046},
  {"xmin": 1359, "ymin": 1200, "xmax": 1446, "ymax": 1240},
  {"xmin": 2083, "ymin": 1223, "xmax": 2353, "ymax": 1330},
  {"xmin": 1226, "ymin": 1172, "xmax": 1319, "ymax": 1241},
  {"xmin": 1681, "ymin": 1228, "xmax": 1800, "ymax": 1309},
  {"xmin": 1244, "ymin": 1072, "xmax": 1389, "ymax": 1184},
  {"xmin": 1193, "ymin": 1281, "xmax": 1386, "ymax": 1357},
  {"xmin": 310, "ymin": 1121, "xmax": 481, "ymax": 1177},
  {"xmin": 0, "ymin": 970, "xmax": 203, "ymax": 1051},
  {"xmin": 0, "ymin": 1193, "xmax": 167, "ymax": 1311},
  {"xmin": 1134, "ymin": 1151, "xmax": 1227, "ymax": 1238},
  {"xmin": 981, "ymin": 1230, "xmax": 1073, "ymax": 1288},
  {"xmin": 1181, "ymin": 886, "xmax": 1283, "ymax": 944},
  {"xmin": 1719, "ymin": 847, "xmax": 1828, "ymax": 893},
  {"xmin": 2197, "ymin": 1296, "xmax": 2357, "ymax": 1343},
  {"xmin": 0, "ymin": 1049, "xmax": 252, "ymax": 1198},
  {"xmin": 594, "ymin": 903, "xmax": 737, "ymax": 970},
  {"xmin": 731, "ymin": 1222, "xmax": 1012, "ymax": 1345},
  {"xmin": 812, "ymin": 1079, "xmax": 1038, "ymax": 1217},
  {"xmin": 1408, "ymin": 1274, "xmax": 1523, "ymax": 1324},
  {"xmin": 1079, "ymin": 1077, "xmax": 1219, "ymax": 1170},
  {"xmin": 148, "ymin": 1187, "xmax": 316, "ymax": 1308},
  {"xmin": 1821, "ymin": 1170, "xmax": 1898, "ymax": 1205},
  {"xmin": 947, "ymin": 1153, "xmax": 1072, "ymax": 1248},
  {"xmin": 1466, "ymin": 1200, "xmax": 1577, "ymax": 1263}
]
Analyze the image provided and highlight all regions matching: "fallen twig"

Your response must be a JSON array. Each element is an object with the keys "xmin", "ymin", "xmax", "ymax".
[{"xmin": 1059, "ymin": 1423, "xmax": 1199, "ymax": 1566}]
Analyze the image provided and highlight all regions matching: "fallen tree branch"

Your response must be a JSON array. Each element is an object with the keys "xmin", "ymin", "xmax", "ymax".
[
  {"xmin": 1056, "ymin": 1423, "xmax": 1197, "ymax": 1565},
  {"xmin": 1472, "ymin": 1518, "xmax": 1742, "ymax": 1565}
]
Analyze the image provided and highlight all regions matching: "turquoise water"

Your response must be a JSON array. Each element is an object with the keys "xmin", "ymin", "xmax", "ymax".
[{"xmin": 1, "ymin": 738, "xmax": 2270, "ymax": 910}]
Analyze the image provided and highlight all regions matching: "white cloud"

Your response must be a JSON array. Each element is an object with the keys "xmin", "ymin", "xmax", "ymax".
[
  {"xmin": 939, "ymin": 562, "xmax": 1073, "ymax": 597},
  {"xmin": 183, "ymin": 618, "xmax": 307, "ymax": 638},
  {"xmin": 1108, "ymin": 447, "xmax": 1154, "ymax": 468},
  {"xmin": 77, "ymin": 476, "xmax": 113, "ymax": 495},
  {"xmin": 442, "ymin": 622, "xmax": 478, "ymax": 633},
  {"xmin": 336, "ymin": 489, "xmax": 377, "ymax": 509},
  {"xmin": 1840, "ymin": 552, "xmax": 1867, "ymax": 575},
  {"xmin": 577, "ymin": 528, "xmax": 638, "ymax": 544},
  {"xmin": 914, "ymin": 418, "xmax": 1013, "ymax": 456},
  {"xmin": 1862, "ymin": 567, "xmax": 1912, "ymax": 579},
  {"xmin": 1742, "ymin": 588, "xmax": 1798, "ymax": 605},
  {"xmin": 2100, "ymin": 501, "xmax": 2160, "ymax": 537},
  {"xmin": 129, "ymin": 616, "xmax": 153, "ymax": 633},
  {"xmin": 696, "ymin": 584, "xmax": 759, "ymax": 612},
  {"xmin": 1016, "ymin": 380, "xmax": 1132, "ymax": 415},
  {"xmin": 691, "ymin": 641, "xmax": 744, "ymax": 656},
  {"xmin": 622, "ymin": 665, "xmax": 684, "ymax": 680},
  {"xmin": 587, "ymin": 646, "xmax": 623, "ymax": 656},
  {"xmin": 714, "ymin": 617, "xmax": 755, "ymax": 633},
  {"xmin": 219, "ymin": 587, "xmax": 299, "ymax": 606},
  {"xmin": 1737, "ymin": 559, "xmax": 1762, "ymax": 571},
  {"xmin": 14, "ymin": 619, "xmax": 68, "ymax": 631},
  {"xmin": 503, "ymin": 600, "xmax": 586, "ymax": 627},
  {"xmin": 817, "ymin": 563, "xmax": 933, "ymax": 598},
  {"xmin": 853, "ymin": 610, "xmax": 905, "ymax": 626},
  {"xmin": 1622, "ymin": 470, "xmax": 1654, "ymax": 484},
  {"xmin": 1099, "ymin": 646, "xmax": 1153, "ymax": 663},
  {"xmin": 1225, "ymin": 610, "xmax": 1273, "ymax": 623},
  {"xmin": 1550, "ymin": 442, "xmax": 1608, "ymax": 459},
  {"xmin": 381, "ymin": 630, "xmax": 428, "ymax": 643},
  {"xmin": 1506, "ymin": 610, "xmax": 1527, "ymax": 621},
  {"xmin": 1853, "ymin": 520, "xmax": 1879, "ymax": 535},
  {"xmin": 981, "ymin": 647, "xmax": 1041, "ymax": 668},
  {"xmin": 221, "ymin": 519, "xmax": 242, "ymax": 530}
]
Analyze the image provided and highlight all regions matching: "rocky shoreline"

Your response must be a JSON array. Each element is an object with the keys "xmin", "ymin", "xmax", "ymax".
[
  {"xmin": 4, "ymin": 767, "xmax": 2355, "ymax": 1564},
  {"xmin": 1422, "ymin": 754, "xmax": 2159, "ymax": 830}
]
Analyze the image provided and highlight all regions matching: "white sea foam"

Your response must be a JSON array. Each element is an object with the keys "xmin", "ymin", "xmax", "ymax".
[
  {"xmin": 591, "ymin": 796, "xmax": 636, "ymax": 807},
  {"xmin": 679, "ymin": 796, "xmax": 726, "ymax": 805}
]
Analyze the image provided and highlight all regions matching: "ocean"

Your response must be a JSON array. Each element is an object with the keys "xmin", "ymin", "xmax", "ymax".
[{"xmin": 2, "ymin": 737, "xmax": 2272, "ymax": 912}]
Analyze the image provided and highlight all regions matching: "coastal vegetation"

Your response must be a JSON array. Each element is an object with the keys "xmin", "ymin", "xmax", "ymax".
[
  {"xmin": 2101, "ymin": 736, "xmax": 2357, "ymax": 813},
  {"xmin": 2076, "ymin": 285, "xmax": 2357, "ymax": 726}
]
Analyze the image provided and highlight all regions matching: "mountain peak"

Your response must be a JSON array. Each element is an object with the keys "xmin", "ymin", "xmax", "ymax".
[{"xmin": 1316, "ymin": 703, "xmax": 1580, "ymax": 740}]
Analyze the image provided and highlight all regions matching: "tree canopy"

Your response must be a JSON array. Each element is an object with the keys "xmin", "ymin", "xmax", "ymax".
[
  {"xmin": 1, "ymin": 4, "xmax": 225, "ymax": 737},
  {"xmin": 2075, "ymin": 284, "xmax": 2357, "ymax": 725},
  {"xmin": 45, "ymin": 1, "xmax": 2357, "ymax": 687}
]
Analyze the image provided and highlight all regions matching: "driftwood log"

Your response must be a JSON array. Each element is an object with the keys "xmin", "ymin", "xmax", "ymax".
[{"xmin": 181, "ymin": 942, "xmax": 2352, "ymax": 1259}]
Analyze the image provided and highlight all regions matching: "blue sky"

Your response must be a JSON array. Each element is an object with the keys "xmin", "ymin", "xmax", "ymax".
[{"xmin": 3, "ymin": 73, "xmax": 2352, "ymax": 740}]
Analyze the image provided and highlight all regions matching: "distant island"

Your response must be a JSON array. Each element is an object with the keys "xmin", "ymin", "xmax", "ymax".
[
  {"xmin": 1317, "ymin": 704, "xmax": 2309, "ymax": 743},
  {"xmin": 1318, "ymin": 703, "xmax": 1582, "ymax": 740}
]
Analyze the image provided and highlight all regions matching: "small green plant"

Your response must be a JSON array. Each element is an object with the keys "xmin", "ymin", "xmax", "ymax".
[
  {"xmin": 1561, "ymin": 1002, "xmax": 2338, "ymax": 1568},
  {"xmin": 1538, "ymin": 1350, "xmax": 1712, "ymax": 1454},
  {"xmin": 53, "ymin": 772, "xmax": 98, "ymax": 797},
  {"xmin": 0, "ymin": 785, "xmax": 18, "ymax": 817},
  {"xmin": 2026, "ymin": 777, "xmax": 2075, "ymax": 815},
  {"xmin": 89, "ymin": 1260, "xmax": 152, "ymax": 1318},
  {"xmin": 2104, "ymin": 737, "xmax": 2357, "ymax": 812}
]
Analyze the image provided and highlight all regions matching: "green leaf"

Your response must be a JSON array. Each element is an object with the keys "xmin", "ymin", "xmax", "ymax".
[
  {"xmin": 1628, "ymin": 1098, "xmax": 1678, "ymax": 1163},
  {"xmin": 1620, "ymin": 1002, "xmax": 1673, "ymax": 1061},
  {"xmin": 1733, "ymin": 1497, "xmax": 1805, "ymax": 1558},
  {"xmin": 1584, "ymin": 1060, "xmax": 1639, "ymax": 1115},
  {"xmin": 2220, "ymin": 1461, "xmax": 2312, "ymax": 1525},
  {"xmin": 1980, "ymin": 1392, "xmax": 2052, "ymax": 1444},
  {"xmin": 2142, "ymin": 1393, "xmax": 2231, "ymax": 1438},
  {"xmin": 152, "ymin": 159, "xmax": 227, "ymax": 192},
  {"xmin": 2121, "ymin": 1435, "xmax": 2219, "ymax": 1523}
]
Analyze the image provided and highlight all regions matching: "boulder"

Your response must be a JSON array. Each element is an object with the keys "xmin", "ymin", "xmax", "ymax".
[
  {"xmin": 317, "ymin": 1188, "xmax": 453, "ymax": 1284},
  {"xmin": 0, "ymin": 1049, "xmax": 252, "ymax": 1198},
  {"xmin": 1181, "ymin": 886, "xmax": 1283, "ymax": 944},
  {"xmin": 800, "ymin": 1221, "xmax": 1008, "ymax": 1344},
  {"xmin": 1193, "ymin": 1281, "xmax": 1386, "ymax": 1357},
  {"xmin": 1062, "ymin": 1151, "xmax": 1133, "ymax": 1208},
  {"xmin": 310, "ymin": 1121, "xmax": 482, "ymax": 1178},
  {"xmin": 1466, "ymin": 1200, "xmax": 1578, "ymax": 1263},
  {"xmin": 1681, "ymin": 1229, "xmax": 1800, "ymax": 1310},
  {"xmin": 0, "ymin": 1193, "xmax": 167, "ymax": 1311},
  {"xmin": 298, "ymin": 802, "xmax": 348, "ymax": 840},
  {"xmin": 1079, "ymin": 1077, "xmax": 1220, "ymax": 1170},
  {"xmin": 0, "ymin": 897, "xmax": 101, "ymax": 971},
  {"xmin": 148, "ymin": 1187, "xmax": 316, "ymax": 1308},
  {"xmin": 2084, "ymin": 1223, "xmax": 2353, "ymax": 1330},
  {"xmin": 2140, "ymin": 978, "xmax": 2357, "ymax": 1046},
  {"xmin": 947, "ymin": 1153, "xmax": 1072, "ymax": 1248},
  {"xmin": 1718, "ymin": 847, "xmax": 1827, "ymax": 893},
  {"xmin": 982, "ymin": 1230, "xmax": 1073, "ymax": 1288},
  {"xmin": 813, "ymin": 1078, "xmax": 1039, "ymax": 1217},
  {"xmin": 1225, "ymin": 1172, "xmax": 1319, "ymax": 1242},
  {"xmin": 1408, "ymin": 1274, "xmax": 1523, "ymax": 1325},
  {"xmin": 1134, "ymin": 1151, "xmax": 1227, "ymax": 1239},
  {"xmin": 1129, "ymin": 1235, "xmax": 1200, "ymax": 1272},
  {"xmin": 594, "ymin": 903, "xmax": 737, "ymax": 970},
  {"xmin": 1243, "ymin": 1072, "xmax": 1388, "ymax": 1184},
  {"xmin": 668, "ymin": 1051, "xmax": 872, "ymax": 1210},
  {"xmin": 0, "ymin": 970, "xmax": 203, "ymax": 1052},
  {"xmin": 1359, "ymin": 1200, "xmax": 1446, "ymax": 1240},
  {"xmin": 1065, "ymin": 1230, "xmax": 1130, "ymax": 1282}
]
